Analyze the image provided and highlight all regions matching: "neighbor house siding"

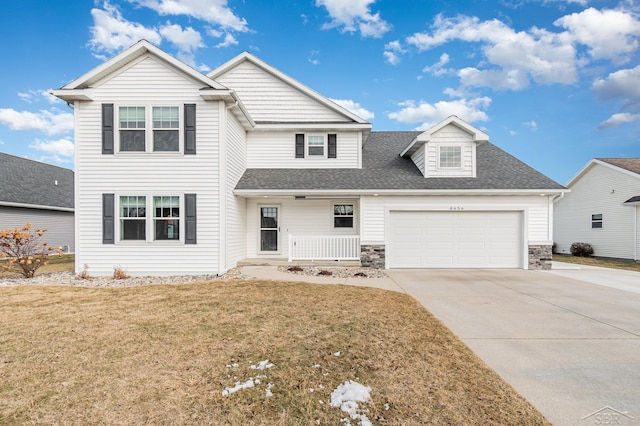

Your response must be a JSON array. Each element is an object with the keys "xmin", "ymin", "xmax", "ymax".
[
  {"xmin": 360, "ymin": 195, "xmax": 551, "ymax": 245},
  {"xmin": 224, "ymin": 109, "xmax": 247, "ymax": 269},
  {"xmin": 554, "ymin": 164, "xmax": 640, "ymax": 259},
  {"xmin": 213, "ymin": 60, "xmax": 350, "ymax": 123},
  {"xmin": 0, "ymin": 206, "xmax": 74, "ymax": 252},
  {"xmin": 246, "ymin": 131, "xmax": 360, "ymax": 168},
  {"xmin": 73, "ymin": 54, "xmax": 221, "ymax": 276},
  {"xmin": 245, "ymin": 197, "xmax": 359, "ymax": 258}
]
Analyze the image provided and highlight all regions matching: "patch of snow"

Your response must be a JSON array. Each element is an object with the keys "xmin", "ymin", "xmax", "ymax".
[
  {"xmin": 265, "ymin": 383, "xmax": 274, "ymax": 398},
  {"xmin": 330, "ymin": 380, "xmax": 373, "ymax": 426},
  {"xmin": 334, "ymin": 351, "xmax": 341, "ymax": 357},
  {"xmin": 250, "ymin": 359, "xmax": 274, "ymax": 370},
  {"xmin": 313, "ymin": 364, "xmax": 321, "ymax": 368},
  {"xmin": 222, "ymin": 378, "xmax": 255, "ymax": 397}
]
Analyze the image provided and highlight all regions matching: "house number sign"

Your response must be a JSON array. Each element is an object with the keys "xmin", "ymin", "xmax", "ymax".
[{"xmin": 449, "ymin": 207, "xmax": 464, "ymax": 210}]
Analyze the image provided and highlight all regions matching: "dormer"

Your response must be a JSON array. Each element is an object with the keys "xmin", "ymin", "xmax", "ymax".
[{"xmin": 400, "ymin": 116, "xmax": 488, "ymax": 178}]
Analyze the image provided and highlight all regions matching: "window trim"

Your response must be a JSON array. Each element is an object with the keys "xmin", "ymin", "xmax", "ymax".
[
  {"xmin": 115, "ymin": 194, "xmax": 184, "ymax": 243},
  {"xmin": 591, "ymin": 213, "xmax": 603, "ymax": 229},
  {"xmin": 333, "ymin": 203, "xmax": 355, "ymax": 228},
  {"xmin": 116, "ymin": 104, "xmax": 183, "ymax": 154},
  {"xmin": 438, "ymin": 145, "xmax": 463, "ymax": 169}
]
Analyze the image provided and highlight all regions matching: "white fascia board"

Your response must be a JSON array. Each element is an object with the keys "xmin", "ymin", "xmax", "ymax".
[
  {"xmin": 233, "ymin": 188, "xmax": 568, "ymax": 197},
  {"xmin": 203, "ymin": 89, "xmax": 255, "ymax": 129},
  {"xmin": 209, "ymin": 52, "xmax": 370, "ymax": 125},
  {"xmin": 0, "ymin": 201, "xmax": 74, "ymax": 212},
  {"xmin": 400, "ymin": 116, "xmax": 489, "ymax": 158},
  {"xmin": 48, "ymin": 89, "xmax": 94, "ymax": 102},
  {"xmin": 253, "ymin": 123, "xmax": 372, "ymax": 131},
  {"xmin": 60, "ymin": 40, "xmax": 225, "ymax": 91},
  {"xmin": 566, "ymin": 159, "xmax": 640, "ymax": 187}
]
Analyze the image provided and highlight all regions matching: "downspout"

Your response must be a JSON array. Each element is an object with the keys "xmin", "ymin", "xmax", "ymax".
[{"xmin": 635, "ymin": 206, "xmax": 638, "ymax": 261}]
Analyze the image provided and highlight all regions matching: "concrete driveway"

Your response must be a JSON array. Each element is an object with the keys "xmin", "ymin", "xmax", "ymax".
[{"xmin": 386, "ymin": 267, "xmax": 640, "ymax": 426}]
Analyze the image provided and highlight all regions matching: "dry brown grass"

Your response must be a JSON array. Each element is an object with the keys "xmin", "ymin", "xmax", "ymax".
[
  {"xmin": 0, "ymin": 280, "xmax": 549, "ymax": 425},
  {"xmin": 554, "ymin": 253, "xmax": 640, "ymax": 272},
  {"xmin": 0, "ymin": 254, "xmax": 74, "ymax": 278}
]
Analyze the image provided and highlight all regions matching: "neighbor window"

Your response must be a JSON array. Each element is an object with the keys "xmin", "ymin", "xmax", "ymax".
[
  {"xmin": 439, "ymin": 146, "xmax": 462, "ymax": 168},
  {"xmin": 118, "ymin": 105, "xmax": 180, "ymax": 152},
  {"xmin": 307, "ymin": 135, "xmax": 325, "ymax": 156},
  {"xmin": 154, "ymin": 196, "xmax": 180, "ymax": 240},
  {"xmin": 119, "ymin": 106, "xmax": 146, "ymax": 152},
  {"xmin": 152, "ymin": 106, "xmax": 179, "ymax": 152},
  {"xmin": 591, "ymin": 214, "xmax": 603, "ymax": 229},
  {"xmin": 119, "ymin": 196, "xmax": 146, "ymax": 240},
  {"xmin": 334, "ymin": 204, "xmax": 354, "ymax": 228}
]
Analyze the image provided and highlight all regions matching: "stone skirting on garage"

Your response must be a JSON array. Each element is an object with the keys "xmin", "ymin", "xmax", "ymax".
[
  {"xmin": 361, "ymin": 244, "xmax": 386, "ymax": 268},
  {"xmin": 528, "ymin": 245, "xmax": 552, "ymax": 270}
]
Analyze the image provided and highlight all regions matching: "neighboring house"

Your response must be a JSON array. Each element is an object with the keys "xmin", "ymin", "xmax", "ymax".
[
  {"xmin": 554, "ymin": 158, "xmax": 640, "ymax": 260},
  {"xmin": 51, "ymin": 40, "xmax": 565, "ymax": 276},
  {"xmin": 0, "ymin": 152, "xmax": 74, "ymax": 252}
]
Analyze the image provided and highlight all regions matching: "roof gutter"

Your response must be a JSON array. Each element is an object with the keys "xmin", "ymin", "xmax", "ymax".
[
  {"xmin": 0, "ymin": 201, "xmax": 74, "ymax": 212},
  {"xmin": 233, "ymin": 188, "xmax": 568, "ymax": 197}
]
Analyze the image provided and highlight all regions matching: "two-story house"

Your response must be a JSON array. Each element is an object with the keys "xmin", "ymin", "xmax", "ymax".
[{"xmin": 51, "ymin": 40, "xmax": 565, "ymax": 276}]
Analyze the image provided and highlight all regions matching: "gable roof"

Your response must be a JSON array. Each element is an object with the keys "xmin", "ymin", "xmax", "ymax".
[
  {"xmin": 234, "ymin": 132, "xmax": 565, "ymax": 195},
  {"xmin": 400, "ymin": 116, "xmax": 490, "ymax": 157},
  {"xmin": 566, "ymin": 158, "xmax": 640, "ymax": 187},
  {"xmin": 208, "ymin": 51, "xmax": 371, "ymax": 126},
  {"xmin": 0, "ymin": 153, "xmax": 74, "ymax": 210}
]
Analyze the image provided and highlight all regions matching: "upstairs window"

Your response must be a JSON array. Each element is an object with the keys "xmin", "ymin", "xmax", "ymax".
[
  {"xmin": 119, "ymin": 107, "xmax": 146, "ymax": 152},
  {"xmin": 307, "ymin": 135, "xmax": 325, "ymax": 156},
  {"xmin": 153, "ymin": 107, "xmax": 179, "ymax": 152},
  {"xmin": 591, "ymin": 214, "xmax": 603, "ymax": 229},
  {"xmin": 334, "ymin": 204, "xmax": 354, "ymax": 228},
  {"xmin": 439, "ymin": 146, "xmax": 462, "ymax": 168}
]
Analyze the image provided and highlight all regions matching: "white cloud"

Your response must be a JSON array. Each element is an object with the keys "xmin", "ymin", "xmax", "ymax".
[
  {"xmin": 387, "ymin": 97, "xmax": 491, "ymax": 130},
  {"xmin": 308, "ymin": 50, "xmax": 320, "ymax": 66},
  {"xmin": 330, "ymin": 99, "xmax": 375, "ymax": 120},
  {"xmin": 18, "ymin": 90, "xmax": 62, "ymax": 105},
  {"xmin": 599, "ymin": 112, "xmax": 640, "ymax": 129},
  {"xmin": 523, "ymin": 120, "xmax": 538, "ymax": 131},
  {"xmin": 29, "ymin": 138, "xmax": 75, "ymax": 158},
  {"xmin": 89, "ymin": 1, "xmax": 162, "ymax": 54},
  {"xmin": 216, "ymin": 33, "xmax": 238, "ymax": 48},
  {"xmin": 592, "ymin": 65, "xmax": 640, "ymax": 104},
  {"xmin": 406, "ymin": 14, "xmax": 577, "ymax": 89},
  {"xmin": 555, "ymin": 8, "xmax": 640, "ymax": 62},
  {"xmin": 0, "ymin": 108, "xmax": 74, "ymax": 136},
  {"xmin": 383, "ymin": 40, "xmax": 405, "ymax": 65},
  {"xmin": 133, "ymin": 0, "xmax": 249, "ymax": 32},
  {"xmin": 316, "ymin": 0, "xmax": 391, "ymax": 38},
  {"xmin": 160, "ymin": 22, "xmax": 203, "ymax": 52},
  {"xmin": 423, "ymin": 53, "xmax": 451, "ymax": 76}
]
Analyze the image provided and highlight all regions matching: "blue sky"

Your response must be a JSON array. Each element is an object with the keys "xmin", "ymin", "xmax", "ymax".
[{"xmin": 0, "ymin": 0, "xmax": 639, "ymax": 184}]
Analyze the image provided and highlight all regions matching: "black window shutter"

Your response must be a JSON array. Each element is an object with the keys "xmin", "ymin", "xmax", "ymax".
[
  {"xmin": 184, "ymin": 104, "xmax": 196, "ymax": 154},
  {"xmin": 102, "ymin": 104, "xmax": 114, "ymax": 154},
  {"xmin": 328, "ymin": 133, "xmax": 337, "ymax": 158},
  {"xmin": 103, "ymin": 193, "xmax": 115, "ymax": 244},
  {"xmin": 295, "ymin": 133, "xmax": 305, "ymax": 158},
  {"xmin": 185, "ymin": 194, "xmax": 197, "ymax": 244}
]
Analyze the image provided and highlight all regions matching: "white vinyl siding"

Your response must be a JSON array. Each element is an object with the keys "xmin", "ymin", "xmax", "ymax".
[
  {"xmin": 554, "ymin": 163, "xmax": 640, "ymax": 260},
  {"xmin": 0, "ymin": 206, "xmax": 74, "ymax": 252},
  {"xmin": 213, "ymin": 60, "xmax": 350, "ymax": 123},
  {"xmin": 73, "ymin": 54, "xmax": 221, "ymax": 276},
  {"xmin": 224, "ymin": 109, "xmax": 247, "ymax": 269},
  {"xmin": 245, "ymin": 198, "xmax": 358, "ymax": 258},
  {"xmin": 247, "ymin": 131, "xmax": 359, "ymax": 168},
  {"xmin": 410, "ymin": 146, "xmax": 425, "ymax": 175}
]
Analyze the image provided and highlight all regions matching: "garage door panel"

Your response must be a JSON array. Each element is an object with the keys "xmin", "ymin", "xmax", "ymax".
[{"xmin": 389, "ymin": 211, "xmax": 522, "ymax": 269}]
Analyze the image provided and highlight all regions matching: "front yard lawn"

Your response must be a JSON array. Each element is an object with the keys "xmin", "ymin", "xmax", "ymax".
[
  {"xmin": 0, "ymin": 280, "xmax": 548, "ymax": 425},
  {"xmin": 553, "ymin": 254, "xmax": 640, "ymax": 273}
]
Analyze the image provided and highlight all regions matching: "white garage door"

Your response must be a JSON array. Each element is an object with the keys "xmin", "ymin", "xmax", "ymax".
[{"xmin": 388, "ymin": 211, "xmax": 522, "ymax": 268}]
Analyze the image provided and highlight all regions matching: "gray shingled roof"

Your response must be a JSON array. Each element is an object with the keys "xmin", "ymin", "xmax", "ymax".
[
  {"xmin": 0, "ymin": 152, "xmax": 74, "ymax": 209},
  {"xmin": 235, "ymin": 131, "xmax": 565, "ymax": 192}
]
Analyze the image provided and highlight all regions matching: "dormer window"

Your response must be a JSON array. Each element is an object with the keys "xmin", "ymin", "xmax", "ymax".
[{"xmin": 439, "ymin": 146, "xmax": 461, "ymax": 168}]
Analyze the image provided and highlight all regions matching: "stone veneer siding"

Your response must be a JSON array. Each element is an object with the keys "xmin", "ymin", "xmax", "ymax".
[
  {"xmin": 528, "ymin": 244, "xmax": 552, "ymax": 270},
  {"xmin": 361, "ymin": 244, "xmax": 385, "ymax": 268}
]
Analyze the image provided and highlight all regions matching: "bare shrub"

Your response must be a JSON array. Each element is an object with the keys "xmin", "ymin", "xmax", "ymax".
[
  {"xmin": 317, "ymin": 269, "xmax": 333, "ymax": 276},
  {"xmin": 0, "ymin": 223, "xmax": 63, "ymax": 278},
  {"xmin": 113, "ymin": 266, "xmax": 130, "ymax": 280},
  {"xmin": 287, "ymin": 265, "xmax": 303, "ymax": 272},
  {"xmin": 570, "ymin": 242, "xmax": 594, "ymax": 257},
  {"xmin": 76, "ymin": 264, "xmax": 92, "ymax": 280}
]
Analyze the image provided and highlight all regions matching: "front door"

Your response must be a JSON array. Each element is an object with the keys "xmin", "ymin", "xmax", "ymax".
[{"xmin": 260, "ymin": 206, "xmax": 279, "ymax": 253}]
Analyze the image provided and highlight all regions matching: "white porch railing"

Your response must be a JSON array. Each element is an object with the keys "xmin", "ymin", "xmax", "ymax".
[{"xmin": 288, "ymin": 235, "xmax": 360, "ymax": 262}]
